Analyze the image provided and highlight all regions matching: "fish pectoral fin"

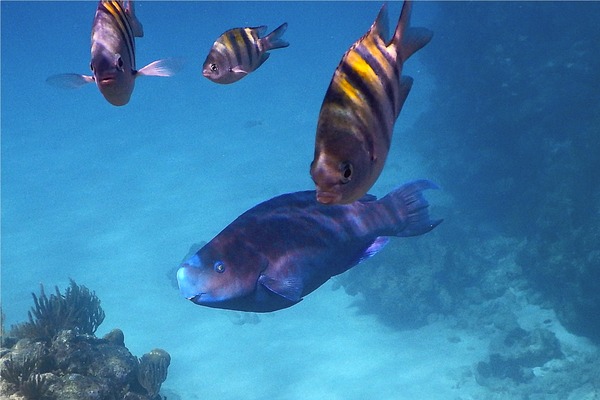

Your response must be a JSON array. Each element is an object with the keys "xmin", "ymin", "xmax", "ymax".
[
  {"xmin": 46, "ymin": 73, "xmax": 94, "ymax": 89},
  {"xmin": 137, "ymin": 58, "xmax": 184, "ymax": 77},
  {"xmin": 259, "ymin": 274, "xmax": 303, "ymax": 303},
  {"xmin": 231, "ymin": 66, "xmax": 249, "ymax": 75}
]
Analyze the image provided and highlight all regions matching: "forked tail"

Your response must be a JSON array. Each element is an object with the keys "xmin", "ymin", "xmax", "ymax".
[{"xmin": 380, "ymin": 179, "xmax": 443, "ymax": 237}]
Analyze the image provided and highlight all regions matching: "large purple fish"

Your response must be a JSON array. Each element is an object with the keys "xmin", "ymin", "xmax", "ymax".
[
  {"xmin": 46, "ymin": 0, "xmax": 180, "ymax": 106},
  {"xmin": 177, "ymin": 180, "xmax": 442, "ymax": 312}
]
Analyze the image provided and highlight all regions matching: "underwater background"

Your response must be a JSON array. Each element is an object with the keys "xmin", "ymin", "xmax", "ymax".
[{"xmin": 2, "ymin": 1, "xmax": 599, "ymax": 399}]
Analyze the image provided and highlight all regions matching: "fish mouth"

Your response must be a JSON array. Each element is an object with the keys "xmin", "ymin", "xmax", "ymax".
[
  {"xmin": 97, "ymin": 75, "xmax": 116, "ymax": 86},
  {"xmin": 315, "ymin": 190, "xmax": 341, "ymax": 205},
  {"xmin": 201, "ymin": 69, "xmax": 211, "ymax": 77},
  {"xmin": 188, "ymin": 293, "xmax": 205, "ymax": 304}
]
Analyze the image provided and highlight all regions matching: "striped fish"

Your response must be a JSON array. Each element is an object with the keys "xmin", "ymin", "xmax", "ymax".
[
  {"xmin": 202, "ymin": 24, "xmax": 289, "ymax": 84},
  {"xmin": 310, "ymin": 1, "xmax": 433, "ymax": 204},
  {"xmin": 46, "ymin": 0, "xmax": 181, "ymax": 106}
]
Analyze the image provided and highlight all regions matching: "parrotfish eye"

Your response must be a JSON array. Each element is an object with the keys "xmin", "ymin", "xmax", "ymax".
[
  {"xmin": 213, "ymin": 261, "xmax": 225, "ymax": 273},
  {"xmin": 210, "ymin": 63, "xmax": 218, "ymax": 72},
  {"xmin": 117, "ymin": 56, "xmax": 124, "ymax": 70},
  {"xmin": 340, "ymin": 162, "xmax": 353, "ymax": 184}
]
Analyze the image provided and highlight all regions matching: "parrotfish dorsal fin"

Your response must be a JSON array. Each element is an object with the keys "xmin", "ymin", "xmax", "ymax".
[
  {"xmin": 259, "ymin": 274, "xmax": 303, "ymax": 303},
  {"xmin": 371, "ymin": 4, "xmax": 390, "ymax": 43}
]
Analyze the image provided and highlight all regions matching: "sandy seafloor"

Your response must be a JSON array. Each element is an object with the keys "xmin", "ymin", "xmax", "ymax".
[{"xmin": 1, "ymin": 2, "xmax": 599, "ymax": 399}]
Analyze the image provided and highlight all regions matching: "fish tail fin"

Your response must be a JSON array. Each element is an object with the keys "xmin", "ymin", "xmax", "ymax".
[
  {"xmin": 381, "ymin": 179, "xmax": 442, "ymax": 237},
  {"xmin": 125, "ymin": 0, "xmax": 144, "ymax": 37},
  {"xmin": 136, "ymin": 58, "xmax": 185, "ymax": 77},
  {"xmin": 371, "ymin": 4, "xmax": 390, "ymax": 43},
  {"xmin": 262, "ymin": 23, "xmax": 289, "ymax": 51},
  {"xmin": 391, "ymin": 0, "xmax": 433, "ymax": 62}
]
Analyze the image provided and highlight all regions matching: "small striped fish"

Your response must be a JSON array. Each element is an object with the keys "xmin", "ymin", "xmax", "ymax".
[
  {"xmin": 310, "ymin": 1, "xmax": 433, "ymax": 204},
  {"xmin": 202, "ymin": 24, "xmax": 289, "ymax": 84},
  {"xmin": 46, "ymin": 0, "xmax": 181, "ymax": 106}
]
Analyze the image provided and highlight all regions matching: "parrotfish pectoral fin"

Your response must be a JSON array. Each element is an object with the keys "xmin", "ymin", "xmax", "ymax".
[
  {"xmin": 46, "ymin": 73, "xmax": 95, "ymax": 89},
  {"xmin": 125, "ymin": 0, "xmax": 144, "ymax": 37},
  {"xmin": 263, "ymin": 23, "xmax": 289, "ymax": 51},
  {"xmin": 136, "ymin": 58, "xmax": 184, "ymax": 77},
  {"xmin": 383, "ymin": 179, "xmax": 443, "ymax": 237},
  {"xmin": 258, "ymin": 274, "xmax": 303, "ymax": 303},
  {"xmin": 357, "ymin": 237, "xmax": 389, "ymax": 264}
]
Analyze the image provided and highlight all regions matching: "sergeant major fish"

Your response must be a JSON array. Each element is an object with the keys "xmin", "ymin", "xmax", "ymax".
[
  {"xmin": 46, "ymin": 0, "xmax": 181, "ymax": 106},
  {"xmin": 310, "ymin": 1, "xmax": 433, "ymax": 204},
  {"xmin": 177, "ymin": 180, "xmax": 442, "ymax": 313},
  {"xmin": 202, "ymin": 23, "xmax": 289, "ymax": 84}
]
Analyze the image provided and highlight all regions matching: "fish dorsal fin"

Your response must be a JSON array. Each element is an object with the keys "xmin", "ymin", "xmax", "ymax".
[
  {"xmin": 371, "ymin": 4, "xmax": 390, "ymax": 43},
  {"xmin": 258, "ymin": 274, "xmax": 303, "ymax": 303}
]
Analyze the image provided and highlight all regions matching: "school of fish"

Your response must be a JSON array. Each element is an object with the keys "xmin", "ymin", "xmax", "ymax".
[{"xmin": 47, "ymin": 0, "xmax": 439, "ymax": 313}]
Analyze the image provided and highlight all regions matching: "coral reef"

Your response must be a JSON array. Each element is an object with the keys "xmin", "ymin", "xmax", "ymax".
[
  {"xmin": 137, "ymin": 349, "xmax": 171, "ymax": 399},
  {"xmin": 0, "ymin": 281, "xmax": 173, "ymax": 400},
  {"xmin": 476, "ymin": 327, "xmax": 563, "ymax": 384},
  {"xmin": 10, "ymin": 279, "xmax": 105, "ymax": 340},
  {"xmin": 409, "ymin": 1, "xmax": 600, "ymax": 343}
]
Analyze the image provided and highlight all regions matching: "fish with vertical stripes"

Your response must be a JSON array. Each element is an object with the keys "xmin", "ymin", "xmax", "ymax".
[
  {"xmin": 310, "ymin": 1, "xmax": 433, "ymax": 204},
  {"xmin": 46, "ymin": 0, "xmax": 181, "ymax": 106},
  {"xmin": 177, "ymin": 180, "xmax": 442, "ymax": 312},
  {"xmin": 202, "ymin": 24, "xmax": 289, "ymax": 84}
]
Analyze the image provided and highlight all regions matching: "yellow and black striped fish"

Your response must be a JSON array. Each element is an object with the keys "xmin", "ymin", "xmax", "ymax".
[
  {"xmin": 310, "ymin": 1, "xmax": 433, "ymax": 204},
  {"xmin": 202, "ymin": 24, "xmax": 289, "ymax": 84},
  {"xmin": 46, "ymin": 0, "xmax": 181, "ymax": 106}
]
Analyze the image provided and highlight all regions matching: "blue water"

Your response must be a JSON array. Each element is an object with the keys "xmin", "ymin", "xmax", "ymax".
[{"xmin": 2, "ymin": 2, "xmax": 599, "ymax": 399}]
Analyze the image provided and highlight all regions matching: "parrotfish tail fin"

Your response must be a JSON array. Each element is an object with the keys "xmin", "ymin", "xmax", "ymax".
[
  {"xmin": 125, "ymin": 0, "xmax": 144, "ymax": 37},
  {"xmin": 371, "ymin": 4, "xmax": 390, "ymax": 43},
  {"xmin": 391, "ymin": 0, "xmax": 433, "ymax": 62},
  {"xmin": 136, "ymin": 58, "xmax": 185, "ymax": 77},
  {"xmin": 262, "ymin": 23, "xmax": 289, "ymax": 51},
  {"xmin": 46, "ymin": 73, "xmax": 95, "ymax": 89},
  {"xmin": 382, "ymin": 179, "xmax": 443, "ymax": 237}
]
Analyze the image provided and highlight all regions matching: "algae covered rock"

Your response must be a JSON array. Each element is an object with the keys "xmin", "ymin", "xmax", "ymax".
[{"xmin": 1, "ymin": 280, "xmax": 174, "ymax": 400}]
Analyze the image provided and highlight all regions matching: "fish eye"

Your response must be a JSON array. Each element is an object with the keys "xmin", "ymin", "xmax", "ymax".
[
  {"xmin": 90, "ymin": 62, "xmax": 94, "ymax": 72},
  {"xmin": 210, "ymin": 63, "xmax": 218, "ymax": 72},
  {"xmin": 340, "ymin": 162, "xmax": 353, "ymax": 184},
  {"xmin": 117, "ymin": 56, "xmax": 124, "ymax": 69},
  {"xmin": 213, "ymin": 261, "xmax": 225, "ymax": 273}
]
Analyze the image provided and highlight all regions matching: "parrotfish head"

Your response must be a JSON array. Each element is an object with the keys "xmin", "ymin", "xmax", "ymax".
[
  {"xmin": 176, "ymin": 241, "xmax": 267, "ymax": 308},
  {"xmin": 202, "ymin": 50, "xmax": 234, "ymax": 84},
  {"xmin": 90, "ymin": 43, "xmax": 135, "ymax": 106},
  {"xmin": 310, "ymin": 143, "xmax": 372, "ymax": 205}
]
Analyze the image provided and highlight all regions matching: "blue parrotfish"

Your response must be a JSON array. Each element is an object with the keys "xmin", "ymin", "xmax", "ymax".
[
  {"xmin": 202, "ymin": 24, "xmax": 289, "ymax": 84},
  {"xmin": 46, "ymin": 0, "xmax": 181, "ymax": 106},
  {"xmin": 310, "ymin": 1, "xmax": 433, "ymax": 204},
  {"xmin": 177, "ymin": 180, "xmax": 442, "ymax": 312}
]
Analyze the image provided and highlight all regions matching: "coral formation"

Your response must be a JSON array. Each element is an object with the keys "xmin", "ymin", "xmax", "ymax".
[
  {"xmin": 10, "ymin": 279, "xmax": 105, "ymax": 340},
  {"xmin": 0, "ymin": 281, "xmax": 173, "ymax": 400},
  {"xmin": 137, "ymin": 348, "xmax": 171, "ymax": 399}
]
